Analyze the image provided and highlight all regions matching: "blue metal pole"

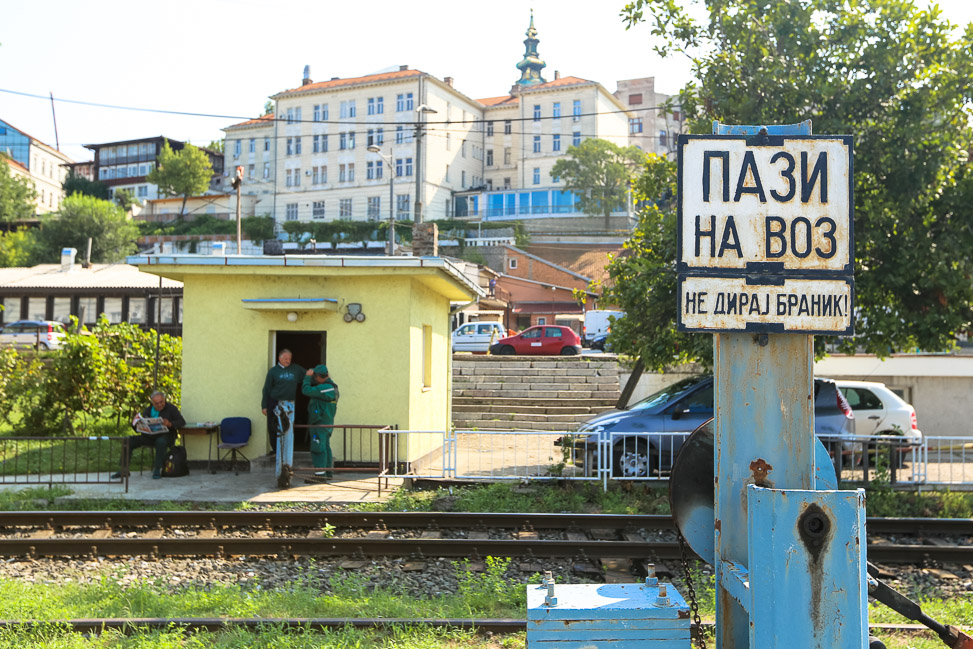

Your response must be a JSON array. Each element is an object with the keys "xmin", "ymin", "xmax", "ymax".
[{"xmin": 714, "ymin": 333, "xmax": 814, "ymax": 648}]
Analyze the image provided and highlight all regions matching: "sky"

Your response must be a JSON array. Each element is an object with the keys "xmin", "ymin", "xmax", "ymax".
[{"xmin": 2, "ymin": 0, "xmax": 972, "ymax": 163}]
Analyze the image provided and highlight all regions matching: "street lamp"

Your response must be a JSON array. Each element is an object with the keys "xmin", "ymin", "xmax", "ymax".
[
  {"xmin": 367, "ymin": 145, "xmax": 396, "ymax": 255},
  {"xmin": 414, "ymin": 104, "xmax": 438, "ymax": 223}
]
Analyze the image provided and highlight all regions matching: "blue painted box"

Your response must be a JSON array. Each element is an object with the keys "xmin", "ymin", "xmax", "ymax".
[{"xmin": 526, "ymin": 581, "xmax": 691, "ymax": 648}]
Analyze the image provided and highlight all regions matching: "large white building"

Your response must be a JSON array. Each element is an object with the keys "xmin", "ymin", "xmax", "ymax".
[
  {"xmin": 221, "ymin": 15, "xmax": 679, "ymax": 230},
  {"xmin": 0, "ymin": 118, "xmax": 74, "ymax": 215}
]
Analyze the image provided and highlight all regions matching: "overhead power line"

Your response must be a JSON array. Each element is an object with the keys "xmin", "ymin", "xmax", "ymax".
[{"xmin": 0, "ymin": 87, "xmax": 677, "ymax": 129}]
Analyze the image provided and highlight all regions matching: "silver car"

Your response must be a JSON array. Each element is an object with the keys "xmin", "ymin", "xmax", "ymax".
[
  {"xmin": 451, "ymin": 322, "xmax": 506, "ymax": 353},
  {"xmin": 0, "ymin": 320, "xmax": 67, "ymax": 350}
]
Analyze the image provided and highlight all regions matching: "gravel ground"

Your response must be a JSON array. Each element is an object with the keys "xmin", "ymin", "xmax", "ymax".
[
  {"xmin": 0, "ymin": 552, "xmax": 968, "ymax": 604},
  {"xmin": 0, "ymin": 502, "xmax": 968, "ymax": 605},
  {"xmin": 0, "ymin": 554, "xmax": 602, "ymax": 599}
]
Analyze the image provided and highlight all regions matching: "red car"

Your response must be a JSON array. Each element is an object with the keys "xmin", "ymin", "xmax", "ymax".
[{"xmin": 489, "ymin": 325, "xmax": 582, "ymax": 356}]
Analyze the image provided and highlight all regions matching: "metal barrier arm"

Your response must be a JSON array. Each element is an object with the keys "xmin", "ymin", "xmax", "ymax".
[{"xmin": 866, "ymin": 565, "xmax": 973, "ymax": 649}]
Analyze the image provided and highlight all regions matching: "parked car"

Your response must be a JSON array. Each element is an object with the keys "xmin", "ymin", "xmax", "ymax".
[
  {"xmin": 452, "ymin": 322, "xmax": 507, "ymax": 353},
  {"xmin": 0, "ymin": 320, "xmax": 67, "ymax": 350},
  {"xmin": 836, "ymin": 380, "xmax": 922, "ymax": 446},
  {"xmin": 590, "ymin": 333, "xmax": 612, "ymax": 352},
  {"xmin": 489, "ymin": 325, "xmax": 582, "ymax": 356},
  {"xmin": 558, "ymin": 374, "xmax": 855, "ymax": 477},
  {"xmin": 583, "ymin": 310, "xmax": 624, "ymax": 347}
]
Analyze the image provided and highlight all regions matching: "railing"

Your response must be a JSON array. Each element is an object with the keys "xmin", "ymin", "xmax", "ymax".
[
  {"xmin": 290, "ymin": 424, "xmax": 394, "ymax": 485},
  {"xmin": 0, "ymin": 436, "xmax": 131, "ymax": 492},
  {"xmin": 372, "ymin": 429, "xmax": 973, "ymax": 492},
  {"xmin": 452, "ymin": 430, "xmax": 603, "ymax": 483},
  {"xmin": 818, "ymin": 434, "xmax": 925, "ymax": 486},
  {"xmin": 915, "ymin": 436, "xmax": 972, "ymax": 487},
  {"xmin": 377, "ymin": 429, "xmax": 452, "ymax": 496}
]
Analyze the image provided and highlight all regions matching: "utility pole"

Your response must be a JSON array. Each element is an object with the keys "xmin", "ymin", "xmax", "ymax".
[
  {"xmin": 368, "ymin": 146, "xmax": 396, "ymax": 255},
  {"xmin": 231, "ymin": 166, "xmax": 243, "ymax": 254},
  {"xmin": 387, "ymin": 164, "xmax": 395, "ymax": 255},
  {"xmin": 49, "ymin": 92, "xmax": 60, "ymax": 151},
  {"xmin": 413, "ymin": 104, "xmax": 437, "ymax": 223}
]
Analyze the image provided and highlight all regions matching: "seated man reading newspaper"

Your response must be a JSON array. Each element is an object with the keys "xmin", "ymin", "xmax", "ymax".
[{"xmin": 111, "ymin": 391, "xmax": 186, "ymax": 480}]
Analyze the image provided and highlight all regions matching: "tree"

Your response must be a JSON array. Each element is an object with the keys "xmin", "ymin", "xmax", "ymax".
[
  {"xmin": 114, "ymin": 188, "xmax": 137, "ymax": 214},
  {"xmin": 550, "ymin": 139, "xmax": 645, "ymax": 230},
  {"xmin": 62, "ymin": 171, "xmax": 109, "ymax": 200},
  {"xmin": 242, "ymin": 215, "xmax": 275, "ymax": 243},
  {"xmin": 616, "ymin": 0, "xmax": 973, "ymax": 362},
  {"xmin": 206, "ymin": 140, "xmax": 225, "ymax": 154},
  {"xmin": 37, "ymin": 194, "xmax": 139, "ymax": 263},
  {"xmin": 264, "ymin": 101, "xmax": 274, "ymax": 116},
  {"xmin": 601, "ymin": 155, "xmax": 713, "ymax": 370},
  {"xmin": 0, "ymin": 230, "xmax": 42, "ymax": 268},
  {"xmin": 0, "ymin": 154, "xmax": 37, "ymax": 223},
  {"xmin": 146, "ymin": 141, "xmax": 213, "ymax": 218}
]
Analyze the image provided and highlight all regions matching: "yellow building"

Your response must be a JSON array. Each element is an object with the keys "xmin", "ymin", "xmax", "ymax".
[{"xmin": 129, "ymin": 253, "xmax": 482, "ymax": 465}]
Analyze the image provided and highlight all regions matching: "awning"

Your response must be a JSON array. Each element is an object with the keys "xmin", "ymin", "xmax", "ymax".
[{"xmin": 241, "ymin": 297, "xmax": 339, "ymax": 311}]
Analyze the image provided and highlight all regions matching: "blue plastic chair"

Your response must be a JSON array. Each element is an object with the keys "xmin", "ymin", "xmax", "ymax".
[{"xmin": 218, "ymin": 417, "xmax": 251, "ymax": 474}]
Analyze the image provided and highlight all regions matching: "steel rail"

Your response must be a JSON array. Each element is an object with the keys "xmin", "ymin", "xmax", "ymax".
[
  {"xmin": 0, "ymin": 537, "xmax": 661, "ymax": 559},
  {"xmin": 1, "ymin": 511, "xmax": 969, "ymax": 535},
  {"xmin": 0, "ymin": 617, "xmax": 958, "ymax": 636},
  {"xmin": 0, "ymin": 511, "xmax": 669, "ymax": 530},
  {"xmin": 0, "ymin": 536, "xmax": 970, "ymax": 563}
]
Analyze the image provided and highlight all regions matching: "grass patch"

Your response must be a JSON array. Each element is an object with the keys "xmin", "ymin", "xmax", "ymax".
[
  {"xmin": 351, "ymin": 482, "xmax": 671, "ymax": 515},
  {"xmin": 0, "ymin": 564, "xmax": 525, "ymax": 619},
  {"xmin": 0, "ymin": 624, "xmax": 523, "ymax": 648},
  {"xmin": 864, "ymin": 488, "xmax": 973, "ymax": 518},
  {"xmin": 0, "ymin": 561, "xmax": 532, "ymax": 647},
  {"xmin": 0, "ymin": 432, "xmax": 160, "ymax": 477}
]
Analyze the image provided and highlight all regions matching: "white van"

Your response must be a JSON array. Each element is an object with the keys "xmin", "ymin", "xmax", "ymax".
[
  {"xmin": 582, "ymin": 310, "xmax": 624, "ymax": 346},
  {"xmin": 452, "ymin": 322, "xmax": 507, "ymax": 353}
]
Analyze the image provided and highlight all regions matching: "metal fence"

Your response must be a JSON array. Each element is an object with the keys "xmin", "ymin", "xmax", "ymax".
[
  {"xmin": 289, "ymin": 424, "xmax": 394, "ymax": 484},
  {"xmin": 376, "ymin": 429, "xmax": 972, "ymax": 491},
  {"xmin": 452, "ymin": 430, "xmax": 604, "ymax": 483},
  {"xmin": 0, "ymin": 436, "xmax": 131, "ymax": 492},
  {"xmin": 915, "ymin": 437, "xmax": 973, "ymax": 487}
]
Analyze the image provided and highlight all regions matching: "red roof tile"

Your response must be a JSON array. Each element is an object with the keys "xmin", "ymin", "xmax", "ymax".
[
  {"xmin": 225, "ymin": 114, "xmax": 275, "ymax": 129},
  {"xmin": 477, "ymin": 77, "xmax": 595, "ymax": 108},
  {"xmin": 478, "ymin": 95, "xmax": 519, "ymax": 107},
  {"xmin": 529, "ymin": 75, "xmax": 592, "ymax": 89},
  {"xmin": 3, "ymin": 157, "xmax": 29, "ymax": 174},
  {"xmin": 275, "ymin": 69, "xmax": 424, "ymax": 97}
]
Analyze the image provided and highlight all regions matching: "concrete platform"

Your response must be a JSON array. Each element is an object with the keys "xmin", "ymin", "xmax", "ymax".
[{"xmin": 0, "ymin": 458, "xmax": 401, "ymax": 505}]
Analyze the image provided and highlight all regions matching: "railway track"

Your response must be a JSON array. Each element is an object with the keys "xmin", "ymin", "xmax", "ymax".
[
  {"xmin": 0, "ymin": 511, "xmax": 969, "ymax": 563},
  {"xmin": 0, "ymin": 617, "xmax": 958, "ymax": 638}
]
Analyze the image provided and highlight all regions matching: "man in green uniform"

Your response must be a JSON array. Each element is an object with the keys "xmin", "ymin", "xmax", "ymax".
[{"xmin": 302, "ymin": 364, "xmax": 339, "ymax": 478}]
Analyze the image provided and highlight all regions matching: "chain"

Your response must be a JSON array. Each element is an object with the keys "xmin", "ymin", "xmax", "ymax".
[{"xmin": 677, "ymin": 529, "xmax": 706, "ymax": 649}]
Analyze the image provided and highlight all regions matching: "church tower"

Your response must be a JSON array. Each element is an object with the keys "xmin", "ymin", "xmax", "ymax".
[{"xmin": 515, "ymin": 11, "xmax": 547, "ymax": 86}]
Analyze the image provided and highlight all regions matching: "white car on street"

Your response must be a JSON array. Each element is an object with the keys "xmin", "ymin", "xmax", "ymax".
[
  {"xmin": 835, "ymin": 380, "xmax": 922, "ymax": 445},
  {"xmin": 451, "ymin": 322, "xmax": 507, "ymax": 353}
]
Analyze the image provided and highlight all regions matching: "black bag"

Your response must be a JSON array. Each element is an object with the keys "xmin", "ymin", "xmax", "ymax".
[{"xmin": 162, "ymin": 446, "xmax": 189, "ymax": 477}]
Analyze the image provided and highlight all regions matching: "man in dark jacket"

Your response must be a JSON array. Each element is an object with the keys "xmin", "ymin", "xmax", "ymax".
[
  {"xmin": 302, "ymin": 364, "xmax": 339, "ymax": 479},
  {"xmin": 261, "ymin": 348, "xmax": 305, "ymax": 488},
  {"xmin": 111, "ymin": 391, "xmax": 186, "ymax": 480}
]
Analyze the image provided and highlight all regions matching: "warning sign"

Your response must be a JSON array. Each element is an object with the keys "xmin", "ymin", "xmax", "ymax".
[
  {"xmin": 676, "ymin": 133, "xmax": 855, "ymax": 334},
  {"xmin": 678, "ymin": 275, "xmax": 853, "ymax": 335}
]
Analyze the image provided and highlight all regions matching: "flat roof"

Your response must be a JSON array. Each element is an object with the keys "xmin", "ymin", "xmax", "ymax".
[
  {"xmin": 0, "ymin": 264, "xmax": 182, "ymax": 290},
  {"xmin": 127, "ymin": 254, "xmax": 484, "ymax": 301}
]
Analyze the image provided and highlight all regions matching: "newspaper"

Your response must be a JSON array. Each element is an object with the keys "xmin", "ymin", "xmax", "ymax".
[{"xmin": 134, "ymin": 416, "xmax": 169, "ymax": 435}]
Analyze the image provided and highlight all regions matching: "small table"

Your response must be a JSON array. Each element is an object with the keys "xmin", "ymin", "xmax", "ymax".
[{"xmin": 179, "ymin": 422, "xmax": 220, "ymax": 473}]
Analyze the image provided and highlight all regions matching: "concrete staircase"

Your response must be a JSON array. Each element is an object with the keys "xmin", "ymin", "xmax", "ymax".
[{"xmin": 452, "ymin": 355, "xmax": 621, "ymax": 432}]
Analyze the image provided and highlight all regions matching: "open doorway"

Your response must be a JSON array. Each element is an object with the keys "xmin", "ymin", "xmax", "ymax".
[{"xmin": 274, "ymin": 331, "xmax": 327, "ymax": 451}]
